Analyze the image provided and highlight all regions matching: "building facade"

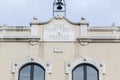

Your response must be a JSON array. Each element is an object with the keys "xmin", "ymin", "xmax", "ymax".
[{"xmin": 0, "ymin": 15, "xmax": 120, "ymax": 80}]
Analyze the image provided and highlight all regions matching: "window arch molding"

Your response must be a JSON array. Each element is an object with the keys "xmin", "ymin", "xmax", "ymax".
[
  {"xmin": 66, "ymin": 57, "xmax": 105, "ymax": 80},
  {"xmin": 12, "ymin": 57, "xmax": 52, "ymax": 80}
]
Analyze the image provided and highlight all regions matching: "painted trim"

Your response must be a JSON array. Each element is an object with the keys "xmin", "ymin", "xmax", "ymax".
[
  {"xmin": 12, "ymin": 57, "xmax": 52, "ymax": 80},
  {"xmin": 66, "ymin": 56, "xmax": 105, "ymax": 80}
]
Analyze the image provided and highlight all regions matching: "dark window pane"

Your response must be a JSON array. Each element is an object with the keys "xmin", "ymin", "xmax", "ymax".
[
  {"xmin": 72, "ymin": 64, "xmax": 99, "ymax": 80},
  {"xmin": 34, "ymin": 65, "xmax": 45, "ymax": 80},
  {"xmin": 87, "ymin": 66, "xmax": 98, "ymax": 80},
  {"xmin": 19, "ymin": 64, "xmax": 45, "ymax": 80},
  {"xmin": 73, "ymin": 66, "xmax": 84, "ymax": 80},
  {"xmin": 19, "ymin": 65, "xmax": 30, "ymax": 80}
]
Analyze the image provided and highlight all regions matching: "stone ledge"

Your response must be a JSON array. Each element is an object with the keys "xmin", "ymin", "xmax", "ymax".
[{"xmin": 77, "ymin": 36, "xmax": 120, "ymax": 43}]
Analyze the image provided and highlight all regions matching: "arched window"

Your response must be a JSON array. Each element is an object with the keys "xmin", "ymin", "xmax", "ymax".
[
  {"xmin": 72, "ymin": 64, "xmax": 99, "ymax": 80},
  {"xmin": 19, "ymin": 63, "xmax": 45, "ymax": 80}
]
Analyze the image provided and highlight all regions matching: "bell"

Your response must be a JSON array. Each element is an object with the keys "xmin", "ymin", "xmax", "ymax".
[{"xmin": 57, "ymin": 5, "xmax": 62, "ymax": 10}]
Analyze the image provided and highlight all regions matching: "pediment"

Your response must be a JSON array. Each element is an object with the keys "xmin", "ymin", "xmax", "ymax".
[{"xmin": 43, "ymin": 15, "xmax": 76, "ymax": 41}]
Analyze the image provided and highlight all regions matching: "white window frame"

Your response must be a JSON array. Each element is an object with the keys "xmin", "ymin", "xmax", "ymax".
[
  {"xmin": 66, "ymin": 56, "xmax": 106, "ymax": 80},
  {"xmin": 12, "ymin": 57, "xmax": 52, "ymax": 80}
]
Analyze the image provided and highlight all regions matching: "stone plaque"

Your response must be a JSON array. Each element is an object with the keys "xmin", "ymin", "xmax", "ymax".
[
  {"xmin": 44, "ymin": 22, "xmax": 75, "ymax": 41},
  {"xmin": 54, "ymin": 48, "xmax": 63, "ymax": 53}
]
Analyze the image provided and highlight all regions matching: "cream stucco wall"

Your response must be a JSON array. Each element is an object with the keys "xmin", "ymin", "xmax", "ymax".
[{"xmin": 0, "ymin": 16, "xmax": 120, "ymax": 80}]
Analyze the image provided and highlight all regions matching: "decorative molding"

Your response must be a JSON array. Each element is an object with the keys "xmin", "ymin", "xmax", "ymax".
[
  {"xmin": 33, "ymin": 15, "xmax": 80, "ymax": 25},
  {"xmin": 80, "ymin": 42, "xmax": 89, "ymax": 46},
  {"xmin": 0, "ymin": 35, "xmax": 40, "ymax": 42},
  {"xmin": 29, "ymin": 42, "xmax": 39, "ymax": 46},
  {"xmin": 77, "ymin": 35, "xmax": 120, "ymax": 43},
  {"xmin": 12, "ymin": 57, "xmax": 52, "ymax": 80},
  {"xmin": 88, "ymin": 27, "xmax": 120, "ymax": 32},
  {"xmin": 55, "ymin": 15, "xmax": 64, "ymax": 19},
  {"xmin": 0, "ymin": 26, "xmax": 30, "ymax": 32},
  {"xmin": 66, "ymin": 56, "xmax": 105, "ymax": 80}
]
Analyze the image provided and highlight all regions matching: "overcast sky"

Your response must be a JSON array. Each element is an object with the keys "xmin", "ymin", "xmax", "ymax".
[{"xmin": 0, "ymin": 0, "xmax": 120, "ymax": 26}]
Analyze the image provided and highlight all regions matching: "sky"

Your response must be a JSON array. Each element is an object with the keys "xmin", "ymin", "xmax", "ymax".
[{"xmin": 0, "ymin": 0, "xmax": 120, "ymax": 26}]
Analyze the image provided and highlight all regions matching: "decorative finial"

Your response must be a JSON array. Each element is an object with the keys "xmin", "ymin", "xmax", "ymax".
[
  {"xmin": 30, "ymin": 16, "xmax": 39, "ymax": 25},
  {"xmin": 33, "ymin": 17, "xmax": 38, "ymax": 20},
  {"xmin": 81, "ymin": 17, "xmax": 86, "ymax": 20},
  {"xmin": 53, "ymin": 0, "xmax": 66, "ymax": 16},
  {"xmin": 80, "ymin": 16, "xmax": 89, "ymax": 26},
  {"xmin": 3, "ymin": 24, "xmax": 7, "ymax": 28},
  {"xmin": 111, "ymin": 23, "xmax": 116, "ymax": 27}
]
